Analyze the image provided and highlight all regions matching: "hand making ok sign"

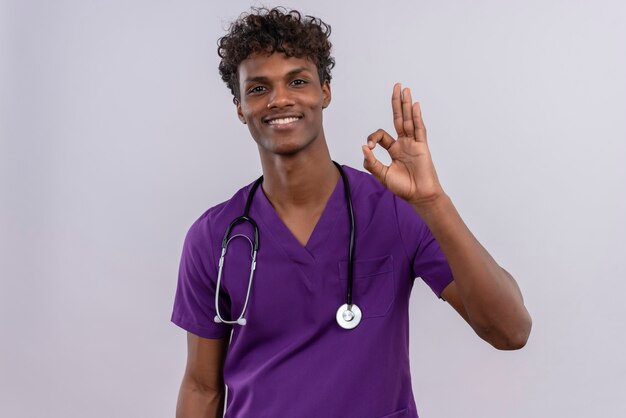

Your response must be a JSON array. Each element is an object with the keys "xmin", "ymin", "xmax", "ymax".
[{"xmin": 362, "ymin": 83, "xmax": 445, "ymax": 207}]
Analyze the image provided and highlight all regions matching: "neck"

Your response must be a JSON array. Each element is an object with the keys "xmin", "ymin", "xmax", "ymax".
[{"xmin": 259, "ymin": 144, "xmax": 340, "ymax": 210}]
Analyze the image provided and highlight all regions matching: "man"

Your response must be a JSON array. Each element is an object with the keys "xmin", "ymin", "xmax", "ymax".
[{"xmin": 172, "ymin": 7, "xmax": 531, "ymax": 418}]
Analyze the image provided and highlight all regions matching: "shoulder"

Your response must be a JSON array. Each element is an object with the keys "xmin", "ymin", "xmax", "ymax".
[
  {"xmin": 342, "ymin": 164, "xmax": 427, "ymax": 230},
  {"xmin": 341, "ymin": 165, "xmax": 389, "ymax": 201},
  {"xmin": 185, "ymin": 179, "xmax": 258, "ymax": 246},
  {"xmin": 341, "ymin": 164, "xmax": 407, "ymax": 212}
]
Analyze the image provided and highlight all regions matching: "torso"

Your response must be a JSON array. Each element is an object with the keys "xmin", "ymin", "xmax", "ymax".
[{"xmin": 172, "ymin": 166, "xmax": 454, "ymax": 418}]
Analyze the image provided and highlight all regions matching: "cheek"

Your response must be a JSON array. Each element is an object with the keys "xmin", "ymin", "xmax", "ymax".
[
  {"xmin": 246, "ymin": 118, "xmax": 266, "ymax": 140},
  {"xmin": 239, "ymin": 104, "xmax": 258, "ymax": 125},
  {"xmin": 304, "ymin": 96, "xmax": 325, "ymax": 113}
]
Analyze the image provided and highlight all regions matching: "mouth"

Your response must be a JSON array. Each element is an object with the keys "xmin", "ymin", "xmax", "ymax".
[{"xmin": 264, "ymin": 114, "xmax": 303, "ymax": 128}]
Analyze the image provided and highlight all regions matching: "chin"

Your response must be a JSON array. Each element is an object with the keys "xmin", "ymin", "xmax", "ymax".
[
  {"xmin": 257, "ymin": 138, "xmax": 316, "ymax": 157},
  {"xmin": 267, "ymin": 144, "xmax": 306, "ymax": 157}
]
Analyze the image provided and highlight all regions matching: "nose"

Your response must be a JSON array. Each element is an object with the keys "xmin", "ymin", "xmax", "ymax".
[{"xmin": 267, "ymin": 85, "xmax": 295, "ymax": 109}]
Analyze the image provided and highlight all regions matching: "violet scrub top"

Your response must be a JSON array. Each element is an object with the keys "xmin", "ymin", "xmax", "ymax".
[{"xmin": 171, "ymin": 165, "xmax": 454, "ymax": 418}]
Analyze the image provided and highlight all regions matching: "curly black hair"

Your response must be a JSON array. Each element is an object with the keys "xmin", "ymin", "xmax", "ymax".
[{"xmin": 218, "ymin": 7, "xmax": 335, "ymax": 102}]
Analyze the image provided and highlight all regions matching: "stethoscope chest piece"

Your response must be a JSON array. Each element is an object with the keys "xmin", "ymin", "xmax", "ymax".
[{"xmin": 336, "ymin": 303, "xmax": 362, "ymax": 329}]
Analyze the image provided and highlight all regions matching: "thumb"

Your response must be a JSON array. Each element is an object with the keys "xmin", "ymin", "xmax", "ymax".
[{"xmin": 362, "ymin": 145, "xmax": 387, "ymax": 183}]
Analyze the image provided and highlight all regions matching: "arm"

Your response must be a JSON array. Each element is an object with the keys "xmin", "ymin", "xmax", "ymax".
[
  {"xmin": 424, "ymin": 199, "xmax": 531, "ymax": 350},
  {"xmin": 362, "ymin": 83, "xmax": 531, "ymax": 350},
  {"xmin": 176, "ymin": 333, "xmax": 229, "ymax": 418}
]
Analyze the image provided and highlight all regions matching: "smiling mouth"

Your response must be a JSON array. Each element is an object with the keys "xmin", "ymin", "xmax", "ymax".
[{"xmin": 265, "ymin": 116, "xmax": 302, "ymax": 126}]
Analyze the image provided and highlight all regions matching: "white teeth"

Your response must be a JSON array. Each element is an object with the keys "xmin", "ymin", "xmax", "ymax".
[{"xmin": 268, "ymin": 117, "xmax": 300, "ymax": 125}]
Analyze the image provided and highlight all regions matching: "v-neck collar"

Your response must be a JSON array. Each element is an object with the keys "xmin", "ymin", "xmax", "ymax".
[{"xmin": 253, "ymin": 170, "xmax": 345, "ymax": 268}]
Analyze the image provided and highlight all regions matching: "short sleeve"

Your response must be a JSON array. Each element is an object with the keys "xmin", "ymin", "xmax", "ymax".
[
  {"xmin": 171, "ymin": 217, "xmax": 232, "ymax": 339},
  {"xmin": 394, "ymin": 195, "xmax": 454, "ymax": 298}
]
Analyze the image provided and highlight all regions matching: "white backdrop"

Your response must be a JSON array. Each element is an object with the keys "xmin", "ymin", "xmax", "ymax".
[{"xmin": 1, "ymin": 1, "xmax": 625, "ymax": 417}]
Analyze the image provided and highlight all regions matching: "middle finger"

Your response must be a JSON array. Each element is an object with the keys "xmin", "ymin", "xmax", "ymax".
[{"xmin": 392, "ymin": 83, "xmax": 405, "ymax": 137}]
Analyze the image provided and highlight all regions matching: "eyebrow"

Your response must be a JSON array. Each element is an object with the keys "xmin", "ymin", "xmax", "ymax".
[{"xmin": 244, "ymin": 67, "xmax": 311, "ymax": 83}]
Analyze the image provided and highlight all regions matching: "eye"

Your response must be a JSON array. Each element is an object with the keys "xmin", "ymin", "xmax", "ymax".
[
  {"xmin": 291, "ymin": 79, "xmax": 308, "ymax": 86},
  {"xmin": 247, "ymin": 85, "xmax": 266, "ymax": 95}
]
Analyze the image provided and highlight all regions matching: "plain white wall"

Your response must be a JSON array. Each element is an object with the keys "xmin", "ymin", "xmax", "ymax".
[{"xmin": 1, "ymin": 0, "xmax": 625, "ymax": 417}]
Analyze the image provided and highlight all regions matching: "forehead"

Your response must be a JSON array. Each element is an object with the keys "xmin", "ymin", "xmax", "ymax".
[{"xmin": 238, "ymin": 53, "xmax": 319, "ymax": 83}]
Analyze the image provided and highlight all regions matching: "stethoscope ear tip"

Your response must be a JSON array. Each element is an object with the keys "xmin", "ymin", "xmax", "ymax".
[
  {"xmin": 237, "ymin": 318, "xmax": 247, "ymax": 326},
  {"xmin": 214, "ymin": 315, "xmax": 222, "ymax": 323}
]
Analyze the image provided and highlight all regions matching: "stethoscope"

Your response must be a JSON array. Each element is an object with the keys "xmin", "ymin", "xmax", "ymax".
[{"xmin": 213, "ymin": 161, "xmax": 362, "ymax": 330}]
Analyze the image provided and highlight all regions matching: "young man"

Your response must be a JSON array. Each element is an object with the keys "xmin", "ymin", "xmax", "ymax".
[{"xmin": 172, "ymin": 7, "xmax": 531, "ymax": 418}]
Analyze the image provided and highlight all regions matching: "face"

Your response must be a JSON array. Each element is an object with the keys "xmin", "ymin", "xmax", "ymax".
[{"xmin": 236, "ymin": 53, "xmax": 331, "ymax": 157}]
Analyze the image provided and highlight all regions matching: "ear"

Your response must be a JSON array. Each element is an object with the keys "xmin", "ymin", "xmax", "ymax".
[
  {"xmin": 322, "ymin": 80, "xmax": 331, "ymax": 109},
  {"xmin": 235, "ymin": 99, "xmax": 247, "ymax": 124}
]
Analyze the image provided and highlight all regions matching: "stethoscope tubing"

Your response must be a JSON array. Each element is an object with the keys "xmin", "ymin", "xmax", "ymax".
[
  {"xmin": 215, "ymin": 233, "xmax": 257, "ymax": 326},
  {"xmin": 334, "ymin": 161, "xmax": 356, "ymax": 307},
  {"xmin": 214, "ymin": 179, "xmax": 263, "ymax": 325}
]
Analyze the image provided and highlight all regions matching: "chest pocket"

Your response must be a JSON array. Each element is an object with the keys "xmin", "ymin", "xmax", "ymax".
[{"xmin": 338, "ymin": 255, "xmax": 395, "ymax": 318}]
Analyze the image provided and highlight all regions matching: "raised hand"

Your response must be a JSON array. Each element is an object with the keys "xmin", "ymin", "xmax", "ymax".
[{"xmin": 362, "ymin": 83, "xmax": 445, "ymax": 207}]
